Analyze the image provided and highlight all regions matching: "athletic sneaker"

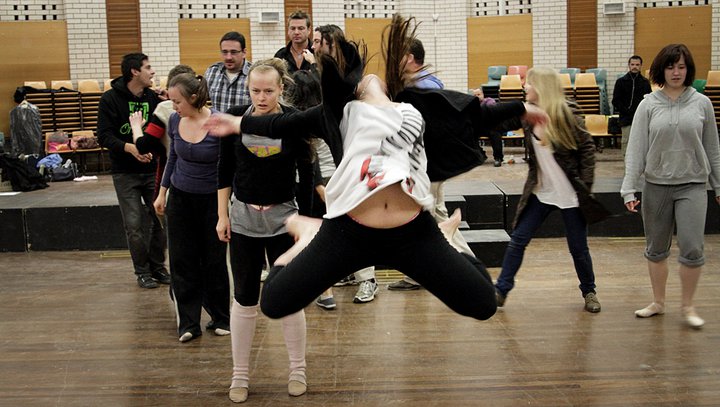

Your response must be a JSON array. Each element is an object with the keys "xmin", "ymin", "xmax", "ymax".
[
  {"xmin": 315, "ymin": 296, "xmax": 337, "ymax": 310},
  {"xmin": 334, "ymin": 274, "xmax": 357, "ymax": 286},
  {"xmin": 353, "ymin": 279, "xmax": 379, "ymax": 303}
]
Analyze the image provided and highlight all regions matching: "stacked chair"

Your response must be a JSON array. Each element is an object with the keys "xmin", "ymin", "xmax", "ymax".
[
  {"xmin": 703, "ymin": 71, "xmax": 720, "ymax": 128},
  {"xmin": 573, "ymin": 73, "xmax": 601, "ymax": 115},
  {"xmin": 559, "ymin": 73, "xmax": 574, "ymax": 100},
  {"xmin": 559, "ymin": 68, "xmax": 581, "ymax": 86},
  {"xmin": 586, "ymin": 68, "xmax": 609, "ymax": 114},
  {"xmin": 499, "ymin": 74, "xmax": 524, "ymax": 102},
  {"xmin": 481, "ymin": 65, "xmax": 506, "ymax": 100}
]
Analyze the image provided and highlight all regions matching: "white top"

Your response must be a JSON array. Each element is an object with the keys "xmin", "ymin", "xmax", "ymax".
[
  {"xmin": 324, "ymin": 101, "xmax": 434, "ymax": 218},
  {"xmin": 532, "ymin": 136, "xmax": 578, "ymax": 208}
]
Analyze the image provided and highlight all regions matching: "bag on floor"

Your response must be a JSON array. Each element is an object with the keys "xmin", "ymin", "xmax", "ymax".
[{"xmin": 51, "ymin": 160, "xmax": 78, "ymax": 182}]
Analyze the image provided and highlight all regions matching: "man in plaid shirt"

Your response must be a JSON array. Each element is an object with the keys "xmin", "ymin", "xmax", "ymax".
[{"xmin": 204, "ymin": 31, "xmax": 252, "ymax": 113}]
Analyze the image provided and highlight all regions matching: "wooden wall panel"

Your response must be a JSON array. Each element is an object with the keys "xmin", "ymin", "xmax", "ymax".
[
  {"xmin": 105, "ymin": 0, "xmax": 142, "ymax": 78},
  {"xmin": 178, "ymin": 19, "xmax": 252, "ymax": 77},
  {"xmin": 467, "ymin": 15, "xmax": 533, "ymax": 88},
  {"xmin": 344, "ymin": 18, "xmax": 392, "ymax": 79},
  {"xmin": 567, "ymin": 0, "xmax": 597, "ymax": 70},
  {"xmin": 635, "ymin": 6, "xmax": 711, "ymax": 79},
  {"xmin": 0, "ymin": 21, "xmax": 70, "ymax": 141}
]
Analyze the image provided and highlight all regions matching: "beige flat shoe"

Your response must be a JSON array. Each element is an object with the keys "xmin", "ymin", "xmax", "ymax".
[
  {"xmin": 288, "ymin": 380, "xmax": 307, "ymax": 397},
  {"xmin": 229, "ymin": 387, "xmax": 248, "ymax": 403}
]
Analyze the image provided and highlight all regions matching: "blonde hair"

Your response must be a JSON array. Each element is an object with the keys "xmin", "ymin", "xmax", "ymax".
[
  {"xmin": 247, "ymin": 58, "xmax": 295, "ymax": 105},
  {"xmin": 526, "ymin": 67, "xmax": 577, "ymax": 151}
]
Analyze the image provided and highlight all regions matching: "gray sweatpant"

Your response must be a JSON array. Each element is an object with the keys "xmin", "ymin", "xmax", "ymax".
[{"xmin": 641, "ymin": 182, "xmax": 707, "ymax": 266}]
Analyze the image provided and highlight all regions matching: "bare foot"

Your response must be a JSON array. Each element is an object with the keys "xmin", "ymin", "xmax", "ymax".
[
  {"xmin": 275, "ymin": 215, "xmax": 322, "ymax": 266},
  {"xmin": 438, "ymin": 209, "xmax": 462, "ymax": 243}
]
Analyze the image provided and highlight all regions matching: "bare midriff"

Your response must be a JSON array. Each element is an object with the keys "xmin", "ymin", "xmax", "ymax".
[{"xmin": 347, "ymin": 182, "xmax": 422, "ymax": 229}]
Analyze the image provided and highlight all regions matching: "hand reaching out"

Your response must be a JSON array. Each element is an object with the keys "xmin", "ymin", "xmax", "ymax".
[
  {"xmin": 203, "ymin": 113, "xmax": 242, "ymax": 137},
  {"xmin": 523, "ymin": 103, "xmax": 549, "ymax": 126}
]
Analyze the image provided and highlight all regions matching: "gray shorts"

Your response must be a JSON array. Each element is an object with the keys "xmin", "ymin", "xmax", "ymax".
[{"xmin": 641, "ymin": 182, "xmax": 707, "ymax": 266}]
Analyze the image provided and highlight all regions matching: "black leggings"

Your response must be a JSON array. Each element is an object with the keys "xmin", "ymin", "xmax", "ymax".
[
  {"xmin": 229, "ymin": 231, "xmax": 294, "ymax": 306},
  {"xmin": 261, "ymin": 211, "xmax": 497, "ymax": 320}
]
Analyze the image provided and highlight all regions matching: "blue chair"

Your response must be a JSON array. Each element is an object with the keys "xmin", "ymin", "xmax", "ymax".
[
  {"xmin": 484, "ymin": 66, "xmax": 507, "ymax": 87},
  {"xmin": 482, "ymin": 66, "xmax": 506, "ymax": 99}
]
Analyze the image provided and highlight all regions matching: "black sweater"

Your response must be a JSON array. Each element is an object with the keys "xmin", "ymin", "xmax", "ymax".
[
  {"xmin": 218, "ymin": 105, "xmax": 309, "ymax": 205},
  {"xmin": 97, "ymin": 77, "xmax": 161, "ymax": 174}
]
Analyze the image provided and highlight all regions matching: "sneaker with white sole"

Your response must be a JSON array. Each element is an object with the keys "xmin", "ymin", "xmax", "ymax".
[
  {"xmin": 315, "ymin": 296, "xmax": 337, "ymax": 310},
  {"xmin": 334, "ymin": 274, "xmax": 357, "ymax": 286},
  {"xmin": 353, "ymin": 279, "xmax": 379, "ymax": 303}
]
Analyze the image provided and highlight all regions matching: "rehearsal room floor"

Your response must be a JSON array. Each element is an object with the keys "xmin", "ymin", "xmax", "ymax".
[{"xmin": 1, "ymin": 147, "xmax": 719, "ymax": 406}]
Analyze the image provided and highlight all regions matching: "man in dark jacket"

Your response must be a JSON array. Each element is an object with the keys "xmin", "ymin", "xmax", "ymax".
[
  {"xmin": 274, "ymin": 10, "xmax": 315, "ymax": 74},
  {"xmin": 612, "ymin": 55, "xmax": 652, "ymax": 156},
  {"xmin": 97, "ymin": 52, "xmax": 169, "ymax": 289}
]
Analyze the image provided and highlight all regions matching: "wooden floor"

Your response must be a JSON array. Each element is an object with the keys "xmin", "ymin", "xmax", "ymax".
[{"xmin": 1, "ymin": 236, "xmax": 720, "ymax": 406}]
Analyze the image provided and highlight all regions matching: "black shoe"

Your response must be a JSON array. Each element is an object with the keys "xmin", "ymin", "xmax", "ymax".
[
  {"xmin": 493, "ymin": 160, "xmax": 502, "ymax": 167},
  {"xmin": 137, "ymin": 275, "xmax": 159, "ymax": 289},
  {"xmin": 151, "ymin": 268, "xmax": 171, "ymax": 285},
  {"xmin": 495, "ymin": 288, "xmax": 506, "ymax": 307},
  {"xmin": 388, "ymin": 279, "xmax": 421, "ymax": 291},
  {"xmin": 205, "ymin": 320, "xmax": 230, "ymax": 332}
]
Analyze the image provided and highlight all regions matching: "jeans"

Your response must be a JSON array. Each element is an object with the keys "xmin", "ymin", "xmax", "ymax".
[
  {"xmin": 112, "ymin": 173, "xmax": 166, "ymax": 277},
  {"xmin": 496, "ymin": 194, "xmax": 596, "ymax": 297}
]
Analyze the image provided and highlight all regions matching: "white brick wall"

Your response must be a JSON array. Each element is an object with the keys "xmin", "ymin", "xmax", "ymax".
[
  {"xmin": 139, "ymin": 0, "xmax": 180, "ymax": 78},
  {"xmin": 65, "ymin": 0, "xmax": 109, "ymax": 80},
  {"xmin": 0, "ymin": 0, "xmax": 63, "ymax": 21},
  {"xmin": 532, "ymin": 0, "xmax": 566, "ymax": 69},
  {"xmin": 343, "ymin": 0, "xmax": 396, "ymax": 18},
  {"xmin": 396, "ymin": 0, "xmax": 467, "ymax": 90},
  {"xmin": 177, "ymin": 1, "xmax": 246, "ymax": 19},
  {"xmin": 312, "ymin": 0, "xmax": 345, "ymax": 28},
  {"xmin": 598, "ymin": 0, "xmax": 637, "ymax": 108},
  {"xmin": 246, "ymin": 0, "xmax": 286, "ymax": 62},
  {"xmin": 713, "ymin": 0, "xmax": 720, "ymax": 69}
]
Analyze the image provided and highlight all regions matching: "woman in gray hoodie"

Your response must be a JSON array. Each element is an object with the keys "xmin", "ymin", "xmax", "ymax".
[{"xmin": 621, "ymin": 44, "xmax": 720, "ymax": 329}]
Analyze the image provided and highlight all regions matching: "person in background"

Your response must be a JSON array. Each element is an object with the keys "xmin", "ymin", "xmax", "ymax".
[
  {"xmin": 97, "ymin": 52, "xmax": 169, "ymax": 289},
  {"xmin": 274, "ymin": 10, "xmax": 315, "ymax": 74},
  {"xmin": 306, "ymin": 23, "xmax": 380, "ymax": 304},
  {"xmin": 205, "ymin": 31, "xmax": 252, "ymax": 113},
  {"xmin": 621, "ymin": 44, "xmax": 720, "ymax": 329},
  {"xmin": 612, "ymin": 55, "xmax": 652, "ymax": 156},
  {"xmin": 494, "ymin": 67, "xmax": 602, "ymax": 314},
  {"xmin": 287, "ymin": 69, "xmax": 337, "ymax": 310}
]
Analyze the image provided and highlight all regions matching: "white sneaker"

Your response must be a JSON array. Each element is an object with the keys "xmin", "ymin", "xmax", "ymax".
[{"xmin": 353, "ymin": 280, "xmax": 379, "ymax": 303}]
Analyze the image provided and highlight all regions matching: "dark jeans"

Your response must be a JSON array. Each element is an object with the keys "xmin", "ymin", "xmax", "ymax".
[
  {"xmin": 496, "ymin": 194, "xmax": 596, "ymax": 297},
  {"xmin": 111, "ymin": 173, "xmax": 166, "ymax": 277},
  {"xmin": 488, "ymin": 130, "xmax": 504, "ymax": 161},
  {"xmin": 261, "ymin": 212, "xmax": 497, "ymax": 320},
  {"xmin": 229, "ymin": 231, "xmax": 294, "ymax": 306},
  {"xmin": 166, "ymin": 187, "xmax": 230, "ymax": 336}
]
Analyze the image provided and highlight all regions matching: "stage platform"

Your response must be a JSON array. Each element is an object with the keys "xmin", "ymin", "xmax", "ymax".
[{"xmin": 2, "ymin": 145, "xmax": 719, "ymax": 255}]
